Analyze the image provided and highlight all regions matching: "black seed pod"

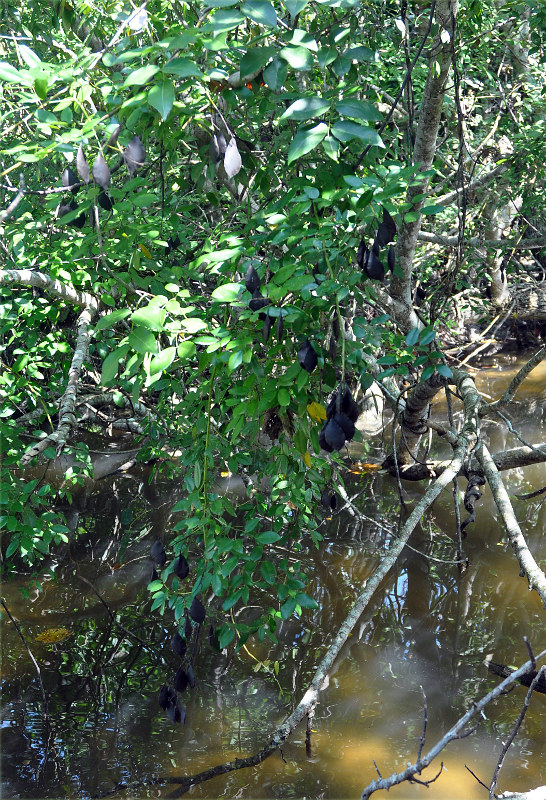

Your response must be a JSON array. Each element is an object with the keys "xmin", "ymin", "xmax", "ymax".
[
  {"xmin": 245, "ymin": 264, "xmax": 261, "ymax": 294},
  {"xmin": 297, "ymin": 339, "xmax": 317, "ymax": 373},
  {"xmin": 150, "ymin": 540, "xmax": 166, "ymax": 566},
  {"xmin": 264, "ymin": 313, "xmax": 273, "ymax": 343},
  {"xmin": 173, "ymin": 554, "xmax": 189, "ymax": 580},
  {"xmin": 173, "ymin": 666, "xmax": 189, "ymax": 693},
  {"xmin": 340, "ymin": 387, "xmax": 359, "ymax": 422},
  {"xmin": 97, "ymin": 191, "xmax": 113, "ymax": 211},
  {"xmin": 320, "ymin": 491, "xmax": 337, "ymax": 511},
  {"xmin": 375, "ymin": 207, "xmax": 397, "ymax": 247},
  {"xmin": 318, "ymin": 427, "xmax": 334, "ymax": 453},
  {"xmin": 62, "ymin": 167, "xmax": 79, "ymax": 194},
  {"xmin": 249, "ymin": 291, "xmax": 270, "ymax": 312},
  {"xmin": 76, "ymin": 144, "xmax": 90, "ymax": 184},
  {"xmin": 92, "ymin": 152, "xmax": 111, "ymax": 189},
  {"xmin": 167, "ymin": 697, "xmax": 183, "ymax": 724},
  {"xmin": 171, "ymin": 632, "xmax": 187, "ymax": 658},
  {"xmin": 158, "ymin": 684, "xmax": 170, "ymax": 709},
  {"xmin": 364, "ymin": 246, "xmax": 385, "ymax": 282},
  {"xmin": 189, "ymin": 595, "xmax": 206, "ymax": 624},
  {"xmin": 123, "ymin": 134, "xmax": 146, "ymax": 177},
  {"xmin": 184, "ymin": 613, "xmax": 193, "ymax": 640},
  {"xmin": 57, "ymin": 200, "xmax": 85, "ymax": 228},
  {"xmin": 333, "ymin": 412, "xmax": 355, "ymax": 441},
  {"xmin": 356, "ymin": 239, "xmax": 369, "ymax": 270},
  {"xmin": 322, "ymin": 417, "xmax": 346, "ymax": 451},
  {"xmin": 187, "ymin": 663, "xmax": 196, "ymax": 688}
]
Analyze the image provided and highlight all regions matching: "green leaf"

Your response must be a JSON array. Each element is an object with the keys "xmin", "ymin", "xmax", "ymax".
[
  {"xmin": 101, "ymin": 345, "xmax": 129, "ymax": 385},
  {"xmin": 240, "ymin": 47, "xmax": 276, "ymax": 78},
  {"xmin": 295, "ymin": 591, "xmax": 318, "ymax": 609},
  {"xmin": 263, "ymin": 57, "xmax": 287, "ymax": 89},
  {"xmin": 278, "ymin": 387, "xmax": 290, "ymax": 406},
  {"xmin": 123, "ymin": 64, "xmax": 159, "ymax": 87},
  {"xmin": 129, "ymin": 326, "xmax": 158, "ymax": 354},
  {"xmin": 335, "ymin": 99, "xmax": 383, "ymax": 122},
  {"xmin": 419, "ymin": 328, "xmax": 436, "ymax": 345},
  {"xmin": 345, "ymin": 44, "xmax": 377, "ymax": 62},
  {"xmin": 210, "ymin": 9, "xmax": 246, "ymax": 32},
  {"xmin": 218, "ymin": 625, "xmax": 235, "ymax": 649},
  {"xmin": 260, "ymin": 561, "xmax": 276, "ymax": 584},
  {"xmin": 287, "ymin": 122, "xmax": 328, "ymax": 163},
  {"xmin": 241, "ymin": 0, "xmax": 278, "ymax": 27},
  {"xmin": 436, "ymin": 364, "xmax": 453, "ymax": 378},
  {"xmin": 280, "ymin": 96, "xmax": 329, "ymax": 121},
  {"xmin": 279, "ymin": 46, "xmax": 313, "ymax": 70},
  {"xmin": 131, "ymin": 193, "xmax": 158, "ymax": 207},
  {"xmin": 34, "ymin": 76, "xmax": 49, "ymax": 99},
  {"xmin": 405, "ymin": 328, "xmax": 419, "ymax": 346},
  {"xmin": 422, "ymin": 204, "xmax": 446, "ymax": 214},
  {"xmin": 163, "ymin": 58, "xmax": 203, "ymax": 77},
  {"xmin": 257, "ymin": 531, "xmax": 281, "ymax": 543},
  {"xmin": 0, "ymin": 62, "xmax": 24, "ymax": 82},
  {"xmin": 284, "ymin": 0, "xmax": 307, "ymax": 15},
  {"xmin": 147, "ymin": 78, "xmax": 175, "ymax": 120},
  {"xmin": 228, "ymin": 350, "xmax": 243, "ymax": 371},
  {"xmin": 280, "ymin": 596, "xmax": 298, "ymax": 620},
  {"xmin": 149, "ymin": 347, "xmax": 176, "ymax": 375},
  {"xmin": 96, "ymin": 309, "xmax": 131, "ymax": 331},
  {"xmin": 317, "ymin": 47, "xmax": 337, "ymax": 68},
  {"xmin": 19, "ymin": 45, "xmax": 42, "ymax": 69},
  {"xmin": 331, "ymin": 120, "xmax": 384, "ymax": 146},
  {"xmin": 322, "ymin": 134, "xmax": 340, "ymax": 161},
  {"xmin": 212, "ymin": 282, "xmax": 243, "ymax": 302},
  {"xmin": 132, "ymin": 305, "xmax": 166, "ymax": 331}
]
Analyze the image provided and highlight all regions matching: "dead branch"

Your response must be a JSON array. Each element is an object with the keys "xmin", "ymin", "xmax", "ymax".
[
  {"xmin": 0, "ymin": 173, "xmax": 25, "ymax": 222},
  {"xmin": 476, "ymin": 441, "xmax": 546, "ymax": 605},
  {"xmin": 0, "ymin": 268, "xmax": 100, "ymax": 310},
  {"xmin": 486, "ymin": 345, "xmax": 546, "ymax": 410},
  {"xmin": 360, "ymin": 650, "xmax": 546, "ymax": 800}
]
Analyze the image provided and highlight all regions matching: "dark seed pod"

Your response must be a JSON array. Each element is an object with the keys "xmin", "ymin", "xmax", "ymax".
[
  {"xmin": 245, "ymin": 264, "xmax": 261, "ymax": 294},
  {"xmin": 62, "ymin": 167, "xmax": 79, "ymax": 194},
  {"xmin": 107, "ymin": 124, "xmax": 122, "ymax": 148},
  {"xmin": 339, "ymin": 387, "xmax": 359, "ymax": 422},
  {"xmin": 210, "ymin": 131, "xmax": 227, "ymax": 163},
  {"xmin": 123, "ymin": 134, "xmax": 146, "ymax": 177},
  {"xmin": 57, "ymin": 200, "xmax": 85, "ymax": 228},
  {"xmin": 387, "ymin": 244, "xmax": 395, "ymax": 272},
  {"xmin": 151, "ymin": 568, "xmax": 158, "ymax": 582},
  {"xmin": 328, "ymin": 335, "xmax": 337, "ymax": 363},
  {"xmin": 166, "ymin": 234, "xmax": 181, "ymax": 254},
  {"xmin": 375, "ymin": 207, "xmax": 397, "ymax": 247},
  {"xmin": 320, "ymin": 491, "xmax": 337, "ymax": 511},
  {"xmin": 158, "ymin": 684, "xmax": 170, "ymax": 710},
  {"xmin": 189, "ymin": 595, "xmax": 206, "ymax": 624},
  {"xmin": 364, "ymin": 247, "xmax": 385, "ymax": 282},
  {"xmin": 76, "ymin": 144, "xmax": 90, "ymax": 184},
  {"xmin": 332, "ymin": 315, "xmax": 340, "ymax": 340},
  {"xmin": 318, "ymin": 427, "xmax": 334, "ymax": 453},
  {"xmin": 97, "ymin": 191, "xmax": 113, "ymax": 211},
  {"xmin": 173, "ymin": 666, "xmax": 189, "ymax": 693},
  {"xmin": 276, "ymin": 313, "xmax": 284, "ymax": 341},
  {"xmin": 167, "ymin": 697, "xmax": 183, "ymax": 724},
  {"xmin": 356, "ymin": 239, "xmax": 369, "ymax": 270},
  {"xmin": 297, "ymin": 339, "xmax": 317, "ymax": 373},
  {"xmin": 171, "ymin": 632, "xmax": 187, "ymax": 658},
  {"xmin": 187, "ymin": 663, "xmax": 196, "ymax": 689},
  {"xmin": 322, "ymin": 417, "xmax": 346, "ymax": 451},
  {"xmin": 333, "ymin": 412, "xmax": 355, "ymax": 441},
  {"xmin": 172, "ymin": 554, "xmax": 189, "ymax": 580},
  {"xmin": 249, "ymin": 291, "xmax": 270, "ymax": 312},
  {"xmin": 184, "ymin": 613, "xmax": 193, "ymax": 640},
  {"xmin": 208, "ymin": 624, "xmax": 221, "ymax": 651},
  {"xmin": 151, "ymin": 540, "xmax": 166, "ymax": 566},
  {"xmin": 92, "ymin": 152, "xmax": 111, "ymax": 189},
  {"xmin": 264, "ymin": 313, "xmax": 273, "ymax": 344}
]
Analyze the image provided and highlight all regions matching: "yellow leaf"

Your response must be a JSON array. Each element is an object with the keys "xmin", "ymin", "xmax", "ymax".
[
  {"xmin": 138, "ymin": 243, "xmax": 153, "ymax": 259},
  {"xmin": 303, "ymin": 450, "xmax": 312, "ymax": 468},
  {"xmin": 35, "ymin": 627, "xmax": 72, "ymax": 644},
  {"xmin": 306, "ymin": 402, "xmax": 327, "ymax": 422}
]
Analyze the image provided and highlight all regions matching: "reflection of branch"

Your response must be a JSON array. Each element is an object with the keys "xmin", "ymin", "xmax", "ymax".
[
  {"xmin": 360, "ymin": 650, "xmax": 546, "ymax": 800},
  {"xmin": 476, "ymin": 442, "xmax": 546, "ymax": 605},
  {"xmin": 486, "ymin": 345, "xmax": 546, "ymax": 410},
  {"xmin": 1, "ymin": 597, "xmax": 49, "ymax": 719}
]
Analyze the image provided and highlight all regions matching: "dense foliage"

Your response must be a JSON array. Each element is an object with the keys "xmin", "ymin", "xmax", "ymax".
[{"xmin": 1, "ymin": 0, "xmax": 544, "ymax": 647}]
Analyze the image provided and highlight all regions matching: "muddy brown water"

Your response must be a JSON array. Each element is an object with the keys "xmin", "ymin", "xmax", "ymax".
[{"xmin": 1, "ymin": 355, "xmax": 545, "ymax": 799}]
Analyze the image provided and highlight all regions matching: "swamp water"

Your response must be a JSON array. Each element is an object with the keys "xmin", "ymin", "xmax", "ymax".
[{"xmin": 1, "ymin": 355, "xmax": 545, "ymax": 800}]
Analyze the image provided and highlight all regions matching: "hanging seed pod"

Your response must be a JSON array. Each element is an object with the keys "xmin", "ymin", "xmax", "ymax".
[
  {"xmin": 264, "ymin": 312, "xmax": 273, "ymax": 344},
  {"xmin": 97, "ymin": 191, "xmax": 113, "ymax": 211},
  {"xmin": 158, "ymin": 684, "xmax": 170, "ymax": 710},
  {"xmin": 167, "ymin": 697, "xmax": 183, "ymax": 724},
  {"xmin": 184, "ymin": 612, "xmax": 193, "ymax": 641},
  {"xmin": 107, "ymin": 124, "xmax": 122, "ymax": 149},
  {"xmin": 62, "ymin": 167, "xmax": 79, "ymax": 194},
  {"xmin": 276, "ymin": 312, "xmax": 284, "ymax": 341},
  {"xmin": 339, "ymin": 386, "xmax": 359, "ymax": 422},
  {"xmin": 364, "ymin": 245, "xmax": 385, "ymax": 282},
  {"xmin": 187, "ymin": 663, "xmax": 196, "ymax": 689},
  {"xmin": 171, "ymin": 632, "xmax": 187, "ymax": 658},
  {"xmin": 245, "ymin": 264, "xmax": 261, "ymax": 294},
  {"xmin": 387, "ymin": 244, "xmax": 395, "ymax": 272},
  {"xmin": 150, "ymin": 540, "xmax": 166, "ymax": 566},
  {"xmin": 173, "ymin": 666, "xmax": 189, "ymax": 693},
  {"xmin": 224, "ymin": 137, "xmax": 242, "ymax": 178},
  {"xmin": 123, "ymin": 134, "xmax": 146, "ymax": 177},
  {"xmin": 92, "ymin": 152, "xmax": 111, "ymax": 189},
  {"xmin": 356, "ymin": 239, "xmax": 368, "ymax": 270},
  {"xmin": 375, "ymin": 207, "xmax": 397, "ymax": 247},
  {"xmin": 189, "ymin": 595, "xmax": 206, "ymax": 624},
  {"xmin": 320, "ymin": 490, "xmax": 337, "ymax": 511},
  {"xmin": 332, "ymin": 315, "xmax": 340, "ymax": 340},
  {"xmin": 333, "ymin": 412, "xmax": 355, "ymax": 441},
  {"xmin": 297, "ymin": 339, "xmax": 317, "ymax": 373},
  {"xmin": 328, "ymin": 335, "xmax": 337, "ymax": 363},
  {"xmin": 208, "ymin": 625, "xmax": 221, "ymax": 651},
  {"xmin": 76, "ymin": 144, "xmax": 90, "ymax": 184},
  {"xmin": 322, "ymin": 417, "xmax": 346, "ymax": 451},
  {"xmin": 210, "ymin": 131, "xmax": 227, "ymax": 163},
  {"xmin": 173, "ymin": 554, "xmax": 189, "ymax": 580},
  {"xmin": 57, "ymin": 200, "xmax": 85, "ymax": 229},
  {"xmin": 249, "ymin": 291, "xmax": 270, "ymax": 312},
  {"xmin": 166, "ymin": 234, "xmax": 181, "ymax": 254},
  {"xmin": 318, "ymin": 427, "xmax": 334, "ymax": 453}
]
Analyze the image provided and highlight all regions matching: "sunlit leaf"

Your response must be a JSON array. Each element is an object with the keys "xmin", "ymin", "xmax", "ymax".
[{"xmin": 287, "ymin": 122, "xmax": 328, "ymax": 163}]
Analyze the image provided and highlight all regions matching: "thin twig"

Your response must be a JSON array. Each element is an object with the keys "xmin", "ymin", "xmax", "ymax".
[{"xmin": 1, "ymin": 597, "xmax": 49, "ymax": 719}]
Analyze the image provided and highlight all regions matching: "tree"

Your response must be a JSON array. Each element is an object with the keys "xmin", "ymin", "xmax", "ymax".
[{"xmin": 0, "ymin": 0, "xmax": 545, "ymax": 790}]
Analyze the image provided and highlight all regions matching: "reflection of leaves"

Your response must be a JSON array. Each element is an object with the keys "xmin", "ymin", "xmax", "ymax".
[{"xmin": 35, "ymin": 627, "xmax": 72, "ymax": 644}]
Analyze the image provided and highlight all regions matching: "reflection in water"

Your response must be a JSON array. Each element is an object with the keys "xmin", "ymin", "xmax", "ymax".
[{"xmin": 1, "ymin": 357, "xmax": 545, "ymax": 799}]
